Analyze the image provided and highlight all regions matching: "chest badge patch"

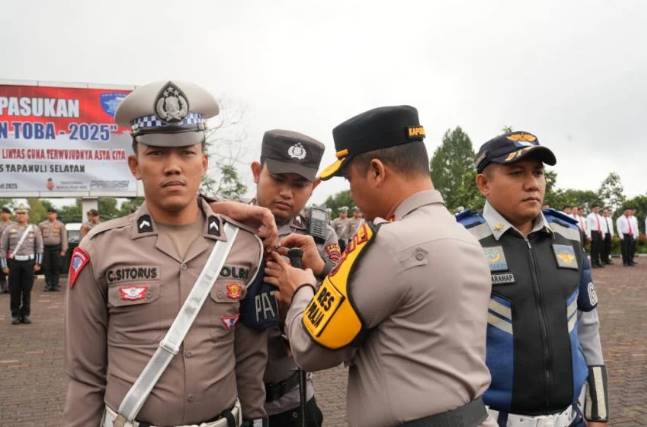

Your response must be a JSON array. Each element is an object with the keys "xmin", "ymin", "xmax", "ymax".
[
  {"xmin": 221, "ymin": 314, "xmax": 239, "ymax": 330},
  {"xmin": 119, "ymin": 286, "xmax": 148, "ymax": 301},
  {"xmin": 491, "ymin": 272, "xmax": 516, "ymax": 285},
  {"xmin": 324, "ymin": 243, "xmax": 342, "ymax": 262},
  {"xmin": 553, "ymin": 244, "xmax": 578, "ymax": 269},
  {"xmin": 226, "ymin": 282, "xmax": 243, "ymax": 300},
  {"xmin": 484, "ymin": 246, "xmax": 508, "ymax": 272}
]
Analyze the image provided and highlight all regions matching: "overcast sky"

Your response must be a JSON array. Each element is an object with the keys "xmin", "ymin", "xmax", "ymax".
[{"xmin": 1, "ymin": 0, "xmax": 645, "ymax": 205}]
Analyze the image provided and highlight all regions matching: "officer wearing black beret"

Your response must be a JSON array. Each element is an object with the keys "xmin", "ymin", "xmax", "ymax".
[
  {"xmin": 265, "ymin": 105, "xmax": 495, "ymax": 427},
  {"xmin": 244, "ymin": 129, "xmax": 340, "ymax": 427},
  {"xmin": 458, "ymin": 131, "xmax": 609, "ymax": 426}
]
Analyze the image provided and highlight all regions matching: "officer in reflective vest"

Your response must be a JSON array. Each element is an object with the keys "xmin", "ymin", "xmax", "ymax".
[
  {"xmin": 241, "ymin": 129, "xmax": 340, "ymax": 426},
  {"xmin": 457, "ymin": 131, "xmax": 609, "ymax": 427}
]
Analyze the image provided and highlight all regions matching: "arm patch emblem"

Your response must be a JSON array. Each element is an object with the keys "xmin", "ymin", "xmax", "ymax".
[
  {"xmin": 303, "ymin": 223, "xmax": 376, "ymax": 349},
  {"xmin": 68, "ymin": 247, "xmax": 91, "ymax": 288},
  {"xmin": 324, "ymin": 243, "xmax": 342, "ymax": 262}
]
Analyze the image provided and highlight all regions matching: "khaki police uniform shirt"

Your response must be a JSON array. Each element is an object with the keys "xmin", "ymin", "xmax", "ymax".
[
  {"xmin": 0, "ymin": 219, "xmax": 15, "ymax": 237},
  {"xmin": 285, "ymin": 190, "xmax": 493, "ymax": 427},
  {"xmin": 332, "ymin": 216, "xmax": 350, "ymax": 242},
  {"xmin": 346, "ymin": 217, "xmax": 364, "ymax": 241},
  {"xmin": 38, "ymin": 219, "xmax": 68, "ymax": 251},
  {"xmin": 63, "ymin": 200, "xmax": 268, "ymax": 426},
  {"xmin": 265, "ymin": 216, "xmax": 340, "ymax": 415},
  {"xmin": 0, "ymin": 223, "xmax": 44, "ymax": 261}
]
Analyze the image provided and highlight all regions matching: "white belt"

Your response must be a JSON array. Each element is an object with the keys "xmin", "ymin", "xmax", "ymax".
[
  {"xmin": 487, "ymin": 404, "xmax": 577, "ymax": 427},
  {"xmin": 102, "ymin": 399, "xmax": 242, "ymax": 427},
  {"xmin": 12, "ymin": 255, "xmax": 34, "ymax": 261}
]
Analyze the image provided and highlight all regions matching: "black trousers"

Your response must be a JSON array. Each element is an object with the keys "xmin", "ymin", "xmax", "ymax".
[
  {"xmin": 602, "ymin": 233, "xmax": 612, "ymax": 263},
  {"xmin": 8, "ymin": 259, "xmax": 35, "ymax": 317},
  {"xmin": 269, "ymin": 398, "xmax": 323, "ymax": 427},
  {"xmin": 621, "ymin": 234, "xmax": 635, "ymax": 265},
  {"xmin": 590, "ymin": 231, "xmax": 603, "ymax": 266},
  {"xmin": 43, "ymin": 244, "xmax": 62, "ymax": 289}
]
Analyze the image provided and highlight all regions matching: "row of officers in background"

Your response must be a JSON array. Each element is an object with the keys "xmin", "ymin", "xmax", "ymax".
[
  {"xmin": 562, "ymin": 205, "xmax": 643, "ymax": 267},
  {"xmin": 0, "ymin": 206, "xmax": 100, "ymax": 324}
]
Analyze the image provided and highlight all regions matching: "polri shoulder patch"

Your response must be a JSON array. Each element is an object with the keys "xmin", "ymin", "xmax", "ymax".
[{"xmin": 68, "ymin": 247, "xmax": 91, "ymax": 288}]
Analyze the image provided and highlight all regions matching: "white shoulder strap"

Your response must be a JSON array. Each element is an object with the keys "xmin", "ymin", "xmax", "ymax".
[
  {"xmin": 114, "ymin": 222, "xmax": 240, "ymax": 426},
  {"xmin": 10, "ymin": 225, "xmax": 32, "ymax": 259}
]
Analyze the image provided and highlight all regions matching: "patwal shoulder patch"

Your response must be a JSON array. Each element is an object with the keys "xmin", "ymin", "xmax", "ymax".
[{"xmin": 303, "ymin": 222, "xmax": 377, "ymax": 349}]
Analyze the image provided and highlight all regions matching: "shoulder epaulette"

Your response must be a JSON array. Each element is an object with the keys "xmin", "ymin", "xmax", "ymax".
[
  {"xmin": 86, "ymin": 215, "xmax": 132, "ymax": 240},
  {"xmin": 543, "ymin": 208, "xmax": 578, "ymax": 228},
  {"xmin": 455, "ymin": 209, "xmax": 485, "ymax": 229},
  {"xmin": 220, "ymin": 215, "xmax": 259, "ymax": 235}
]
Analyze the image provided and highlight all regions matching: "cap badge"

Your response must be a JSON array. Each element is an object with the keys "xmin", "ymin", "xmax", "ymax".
[
  {"xmin": 506, "ymin": 132, "xmax": 537, "ymax": 143},
  {"xmin": 155, "ymin": 82, "xmax": 189, "ymax": 123},
  {"xmin": 407, "ymin": 126, "xmax": 426, "ymax": 140},
  {"xmin": 288, "ymin": 143, "xmax": 307, "ymax": 160}
]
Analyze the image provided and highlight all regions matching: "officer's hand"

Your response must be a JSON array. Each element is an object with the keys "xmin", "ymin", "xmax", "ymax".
[
  {"xmin": 587, "ymin": 422, "xmax": 608, "ymax": 427},
  {"xmin": 209, "ymin": 201, "xmax": 279, "ymax": 251},
  {"xmin": 34, "ymin": 264, "xmax": 41, "ymax": 272},
  {"xmin": 2, "ymin": 268, "xmax": 8, "ymax": 274},
  {"xmin": 264, "ymin": 251, "xmax": 316, "ymax": 307},
  {"xmin": 60, "ymin": 251, "xmax": 65, "ymax": 257},
  {"xmin": 278, "ymin": 234, "xmax": 325, "ymax": 276}
]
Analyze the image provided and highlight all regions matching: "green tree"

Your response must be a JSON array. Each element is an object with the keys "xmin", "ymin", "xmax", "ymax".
[
  {"xmin": 59, "ymin": 202, "xmax": 82, "ymax": 224},
  {"xmin": 430, "ymin": 127, "xmax": 483, "ymax": 211},
  {"xmin": 27, "ymin": 198, "xmax": 48, "ymax": 223},
  {"xmin": 118, "ymin": 198, "xmax": 145, "ymax": 216},
  {"xmin": 98, "ymin": 197, "xmax": 121, "ymax": 220},
  {"xmin": 323, "ymin": 190, "xmax": 355, "ymax": 217},
  {"xmin": 202, "ymin": 97, "xmax": 249, "ymax": 200},
  {"xmin": 598, "ymin": 172, "xmax": 626, "ymax": 212},
  {"xmin": 212, "ymin": 163, "xmax": 248, "ymax": 200}
]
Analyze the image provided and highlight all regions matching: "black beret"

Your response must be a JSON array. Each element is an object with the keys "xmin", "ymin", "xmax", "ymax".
[
  {"xmin": 320, "ymin": 105, "xmax": 425, "ymax": 180},
  {"xmin": 475, "ymin": 131, "xmax": 556, "ymax": 173}
]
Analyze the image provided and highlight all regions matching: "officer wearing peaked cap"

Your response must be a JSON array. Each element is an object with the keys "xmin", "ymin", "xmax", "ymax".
[
  {"xmin": 0, "ymin": 206, "xmax": 15, "ymax": 293},
  {"xmin": 331, "ymin": 206, "xmax": 350, "ymax": 251},
  {"xmin": 1, "ymin": 204, "xmax": 43, "ymax": 325},
  {"xmin": 64, "ymin": 81, "xmax": 269, "ymax": 427},
  {"xmin": 264, "ymin": 106, "xmax": 495, "ymax": 427},
  {"xmin": 39, "ymin": 207, "xmax": 68, "ymax": 292},
  {"xmin": 242, "ymin": 129, "xmax": 340, "ymax": 426},
  {"xmin": 457, "ymin": 131, "xmax": 609, "ymax": 426}
]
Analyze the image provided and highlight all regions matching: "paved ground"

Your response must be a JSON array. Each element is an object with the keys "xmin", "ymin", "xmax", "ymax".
[{"xmin": 0, "ymin": 260, "xmax": 645, "ymax": 426}]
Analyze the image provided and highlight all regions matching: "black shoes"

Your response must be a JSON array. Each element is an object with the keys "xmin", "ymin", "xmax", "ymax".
[
  {"xmin": 21, "ymin": 316, "xmax": 31, "ymax": 324},
  {"xmin": 11, "ymin": 316, "xmax": 21, "ymax": 325}
]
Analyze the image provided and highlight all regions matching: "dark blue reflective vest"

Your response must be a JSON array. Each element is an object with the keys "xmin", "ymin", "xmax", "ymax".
[
  {"xmin": 239, "ymin": 257, "xmax": 281, "ymax": 331},
  {"xmin": 456, "ymin": 208, "xmax": 597, "ymax": 415}
]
